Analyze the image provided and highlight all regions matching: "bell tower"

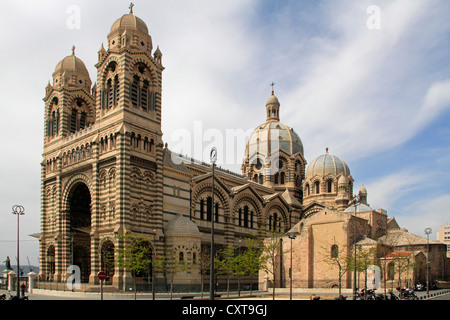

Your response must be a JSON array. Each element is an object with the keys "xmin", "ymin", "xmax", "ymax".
[
  {"xmin": 93, "ymin": 5, "xmax": 166, "ymax": 289},
  {"xmin": 43, "ymin": 46, "xmax": 95, "ymax": 143},
  {"xmin": 39, "ymin": 5, "xmax": 166, "ymax": 290}
]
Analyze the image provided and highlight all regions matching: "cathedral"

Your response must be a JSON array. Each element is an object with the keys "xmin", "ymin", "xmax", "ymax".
[{"xmin": 38, "ymin": 6, "xmax": 449, "ymax": 291}]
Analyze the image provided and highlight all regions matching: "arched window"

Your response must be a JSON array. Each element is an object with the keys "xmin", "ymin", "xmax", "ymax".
[
  {"xmin": 331, "ymin": 245, "xmax": 339, "ymax": 258},
  {"xmin": 259, "ymin": 174, "xmax": 263, "ymax": 184},
  {"xmin": 79, "ymin": 112, "xmax": 86, "ymax": 130},
  {"xmin": 70, "ymin": 109, "xmax": 77, "ymax": 133},
  {"xmin": 179, "ymin": 251, "xmax": 184, "ymax": 262},
  {"xmin": 200, "ymin": 199, "xmax": 205, "ymax": 220},
  {"xmin": 268, "ymin": 212, "xmax": 282, "ymax": 232},
  {"xmin": 388, "ymin": 262, "xmax": 395, "ymax": 280},
  {"xmin": 280, "ymin": 172, "xmax": 285, "ymax": 184},
  {"xmin": 107, "ymin": 78, "xmax": 113, "ymax": 109},
  {"xmin": 315, "ymin": 181, "xmax": 320, "ymax": 194},
  {"xmin": 274, "ymin": 173, "xmax": 279, "ymax": 184},
  {"xmin": 305, "ymin": 183, "xmax": 310, "ymax": 196},
  {"xmin": 130, "ymin": 75, "xmax": 139, "ymax": 107},
  {"xmin": 47, "ymin": 246, "xmax": 56, "ymax": 277},
  {"xmin": 243, "ymin": 206, "xmax": 249, "ymax": 228},
  {"xmin": 113, "ymin": 75, "xmax": 119, "ymax": 106},
  {"xmin": 141, "ymin": 80, "xmax": 149, "ymax": 111},
  {"xmin": 327, "ymin": 180, "xmax": 333, "ymax": 193},
  {"xmin": 149, "ymin": 139, "xmax": 154, "ymax": 152}
]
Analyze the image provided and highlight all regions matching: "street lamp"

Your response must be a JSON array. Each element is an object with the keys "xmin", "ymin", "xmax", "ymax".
[
  {"xmin": 348, "ymin": 195, "xmax": 360, "ymax": 300},
  {"xmin": 12, "ymin": 205, "xmax": 25, "ymax": 298},
  {"xmin": 209, "ymin": 147, "xmax": 217, "ymax": 300},
  {"xmin": 286, "ymin": 225, "xmax": 300, "ymax": 300},
  {"xmin": 424, "ymin": 227, "xmax": 432, "ymax": 295}
]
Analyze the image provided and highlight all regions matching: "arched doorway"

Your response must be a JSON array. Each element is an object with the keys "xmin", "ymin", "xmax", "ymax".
[
  {"xmin": 47, "ymin": 245, "xmax": 55, "ymax": 281},
  {"xmin": 100, "ymin": 240, "xmax": 115, "ymax": 285},
  {"xmin": 68, "ymin": 182, "xmax": 92, "ymax": 283},
  {"xmin": 69, "ymin": 183, "xmax": 91, "ymax": 229}
]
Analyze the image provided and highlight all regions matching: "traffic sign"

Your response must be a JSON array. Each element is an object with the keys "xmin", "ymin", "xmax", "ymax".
[{"xmin": 97, "ymin": 271, "xmax": 107, "ymax": 281}]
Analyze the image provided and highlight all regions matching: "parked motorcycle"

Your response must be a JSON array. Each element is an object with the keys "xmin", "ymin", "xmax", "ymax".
[
  {"xmin": 397, "ymin": 287, "xmax": 418, "ymax": 300},
  {"xmin": 431, "ymin": 281, "xmax": 438, "ymax": 290},
  {"xmin": 387, "ymin": 290, "xmax": 399, "ymax": 300}
]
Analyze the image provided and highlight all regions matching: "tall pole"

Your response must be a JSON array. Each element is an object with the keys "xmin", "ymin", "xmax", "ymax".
[
  {"xmin": 12, "ymin": 205, "xmax": 25, "ymax": 298},
  {"xmin": 424, "ymin": 227, "xmax": 432, "ymax": 295},
  {"xmin": 288, "ymin": 235, "xmax": 296, "ymax": 300},
  {"xmin": 286, "ymin": 228, "xmax": 299, "ymax": 301},
  {"xmin": 210, "ymin": 147, "xmax": 217, "ymax": 300},
  {"xmin": 349, "ymin": 196, "xmax": 359, "ymax": 300}
]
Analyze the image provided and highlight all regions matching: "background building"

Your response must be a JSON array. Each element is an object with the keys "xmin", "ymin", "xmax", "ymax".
[{"xmin": 437, "ymin": 223, "xmax": 450, "ymax": 257}]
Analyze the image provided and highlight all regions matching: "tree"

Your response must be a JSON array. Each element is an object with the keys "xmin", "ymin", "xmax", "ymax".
[
  {"xmin": 199, "ymin": 246, "xmax": 211, "ymax": 299},
  {"xmin": 215, "ymin": 244, "xmax": 235, "ymax": 297},
  {"xmin": 235, "ymin": 237, "xmax": 264, "ymax": 295},
  {"xmin": 348, "ymin": 244, "xmax": 378, "ymax": 298},
  {"xmin": 259, "ymin": 230, "xmax": 284, "ymax": 300},
  {"xmin": 159, "ymin": 249, "xmax": 189, "ymax": 300},
  {"xmin": 320, "ymin": 239, "xmax": 350, "ymax": 296},
  {"xmin": 115, "ymin": 232, "xmax": 153, "ymax": 300}
]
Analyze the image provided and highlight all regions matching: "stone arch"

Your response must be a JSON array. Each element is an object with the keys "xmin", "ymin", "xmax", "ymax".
[
  {"xmin": 62, "ymin": 174, "xmax": 93, "ymax": 211},
  {"xmin": 232, "ymin": 192, "xmax": 263, "ymax": 229},
  {"xmin": 99, "ymin": 238, "xmax": 115, "ymax": 283},
  {"xmin": 191, "ymin": 181, "xmax": 230, "ymax": 222},
  {"xmin": 264, "ymin": 203, "xmax": 289, "ymax": 232}
]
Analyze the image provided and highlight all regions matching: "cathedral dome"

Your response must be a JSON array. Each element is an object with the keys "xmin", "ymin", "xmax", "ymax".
[
  {"xmin": 110, "ymin": 13, "xmax": 149, "ymax": 35},
  {"xmin": 165, "ymin": 214, "xmax": 200, "ymax": 237},
  {"xmin": 54, "ymin": 53, "xmax": 90, "ymax": 78},
  {"xmin": 306, "ymin": 149, "xmax": 350, "ymax": 180},
  {"xmin": 244, "ymin": 120, "xmax": 304, "ymax": 159}
]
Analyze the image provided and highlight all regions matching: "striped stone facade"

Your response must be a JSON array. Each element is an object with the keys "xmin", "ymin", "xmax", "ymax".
[{"xmin": 39, "ymin": 9, "xmax": 304, "ymax": 291}]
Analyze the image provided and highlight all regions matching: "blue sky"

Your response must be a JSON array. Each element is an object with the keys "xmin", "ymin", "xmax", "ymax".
[{"xmin": 0, "ymin": 0, "xmax": 449, "ymax": 266}]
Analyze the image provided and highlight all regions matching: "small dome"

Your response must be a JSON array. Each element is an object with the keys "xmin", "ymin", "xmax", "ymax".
[
  {"xmin": 338, "ymin": 174, "xmax": 348, "ymax": 184},
  {"xmin": 110, "ymin": 13, "xmax": 148, "ymax": 35},
  {"xmin": 359, "ymin": 184, "xmax": 367, "ymax": 195},
  {"xmin": 245, "ymin": 120, "xmax": 304, "ymax": 158},
  {"xmin": 306, "ymin": 149, "xmax": 350, "ymax": 179},
  {"xmin": 266, "ymin": 94, "xmax": 280, "ymax": 106},
  {"xmin": 54, "ymin": 54, "xmax": 90, "ymax": 78},
  {"xmin": 165, "ymin": 214, "xmax": 200, "ymax": 236},
  {"xmin": 344, "ymin": 203, "xmax": 373, "ymax": 213}
]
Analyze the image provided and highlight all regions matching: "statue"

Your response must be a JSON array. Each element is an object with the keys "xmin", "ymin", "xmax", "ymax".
[{"xmin": 3, "ymin": 256, "xmax": 12, "ymax": 271}]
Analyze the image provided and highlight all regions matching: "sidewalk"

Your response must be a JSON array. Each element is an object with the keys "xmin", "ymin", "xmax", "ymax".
[{"xmin": 2, "ymin": 287, "xmax": 448, "ymax": 300}]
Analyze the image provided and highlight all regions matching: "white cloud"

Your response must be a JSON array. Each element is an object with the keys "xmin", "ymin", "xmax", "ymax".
[
  {"xmin": 399, "ymin": 194, "xmax": 450, "ymax": 239},
  {"xmin": 364, "ymin": 171, "xmax": 427, "ymax": 211},
  {"xmin": 280, "ymin": 0, "xmax": 450, "ymax": 163},
  {"xmin": 415, "ymin": 79, "xmax": 450, "ymax": 127}
]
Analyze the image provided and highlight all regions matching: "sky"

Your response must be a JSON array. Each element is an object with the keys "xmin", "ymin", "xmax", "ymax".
[{"xmin": 0, "ymin": 0, "xmax": 450, "ymax": 267}]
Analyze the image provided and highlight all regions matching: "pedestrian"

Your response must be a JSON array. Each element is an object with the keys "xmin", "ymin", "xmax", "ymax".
[{"xmin": 20, "ymin": 283, "xmax": 26, "ymax": 297}]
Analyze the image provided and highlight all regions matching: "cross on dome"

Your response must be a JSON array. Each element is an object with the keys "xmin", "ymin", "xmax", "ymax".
[{"xmin": 129, "ymin": 2, "xmax": 134, "ymax": 14}]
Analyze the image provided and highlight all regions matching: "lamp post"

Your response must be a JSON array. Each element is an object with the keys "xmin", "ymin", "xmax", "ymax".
[
  {"xmin": 286, "ymin": 225, "xmax": 300, "ymax": 300},
  {"xmin": 12, "ymin": 205, "xmax": 25, "ymax": 298},
  {"xmin": 210, "ymin": 147, "xmax": 217, "ymax": 300},
  {"xmin": 424, "ymin": 227, "xmax": 432, "ymax": 295},
  {"xmin": 349, "ymin": 195, "xmax": 360, "ymax": 300}
]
